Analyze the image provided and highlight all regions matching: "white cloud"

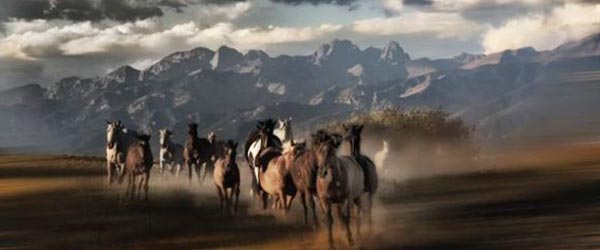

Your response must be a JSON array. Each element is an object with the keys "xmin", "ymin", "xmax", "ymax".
[
  {"xmin": 482, "ymin": 3, "xmax": 600, "ymax": 53},
  {"xmin": 0, "ymin": 18, "xmax": 342, "ymax": 60},
  {"xmin": 352, "ymin": 12, "xmax": 483, "ymax": 40},
  {"xmin": 379, "ymin": 0, "xmax": 403, "ymax": 15},
  {"xmin": 428, "ymin": 0, "xmax": 556, "ymax": 11}
]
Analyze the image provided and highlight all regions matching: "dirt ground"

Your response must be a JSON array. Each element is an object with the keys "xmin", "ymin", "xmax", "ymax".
[{"xmin": 4, "ymin": 144, "xmax": 600, "ymax": 249}]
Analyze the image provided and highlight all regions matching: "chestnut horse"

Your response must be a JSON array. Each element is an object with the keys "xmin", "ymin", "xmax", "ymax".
[
  {"xmin": 119, "ymin": 134, "xmax": 153, "ymax": 201},
  {"xmin": 314, "ymin": 131, "xmax": 365, "ymax": 249},
  {"xmin": 183, "ymin": 123, "xmax": 214, "ymax": 185},
  {"xmin": 289, "ymin": 140, "xmax": 320, "ymax": 227},
  {"xmin": 213, "ymin": 140, "xmax": 241, "ymax": 215}
]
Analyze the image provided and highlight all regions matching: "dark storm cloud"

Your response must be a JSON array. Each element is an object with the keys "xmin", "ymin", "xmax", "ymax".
[
  {"xmin": 0, "ymin": 0, "xmax": 248, "ymax": 23},
  {"xmin": 404, "ymin": 0, "xmax": 433, "ymax": 6},
  {"xmin": 270, "ymin": 0, "xmax": 357, "ymax": 6}
]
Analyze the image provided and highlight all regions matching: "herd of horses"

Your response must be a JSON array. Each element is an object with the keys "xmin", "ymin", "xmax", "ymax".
[{"xmin": 105, "ymin": 118, "xmax": 378, "ymax": 249}]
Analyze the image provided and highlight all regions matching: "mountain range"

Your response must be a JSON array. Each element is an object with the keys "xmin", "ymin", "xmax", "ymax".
[{"xmin": 2, "ymin": 33, "xmax": 600, "ymax": 154}]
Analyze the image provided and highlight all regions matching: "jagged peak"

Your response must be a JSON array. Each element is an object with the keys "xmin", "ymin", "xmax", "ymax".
[{"xmin": 380, "ymin": 40, "xmax": 410, "ymax": 64}]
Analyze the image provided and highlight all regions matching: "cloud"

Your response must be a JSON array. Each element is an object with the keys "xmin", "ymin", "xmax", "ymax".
[
  {"xmin": 0, "ymin": 0, "xmax": 249, "ymax": 24},
  {"xmin": 352, "ymin": 12, "xmax": 483, "ymax": 40},
  {"xmin": 269, "ymin": 0, "xmax": 357, "ymax": 6},
  {"xmin": 482, "ymin": 3, "xmax": 600, "ymax": 53},
  {"xmin": 379, "ymin": 0, "xmax": 403, "ymax": 15},
  {"xmin": 0, "ymin": 18, "xmax": 343, "ymax": 59}
]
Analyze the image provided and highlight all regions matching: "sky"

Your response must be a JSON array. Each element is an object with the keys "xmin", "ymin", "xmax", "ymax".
[{"xmin": 0, "ymin": 0, "xmax": 600, "ymax": 90}]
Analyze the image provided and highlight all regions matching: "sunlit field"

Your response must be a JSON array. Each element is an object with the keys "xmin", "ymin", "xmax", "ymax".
[{"xmin": 3, "ymin": 143, "xmax": 600, "ymax": 249}]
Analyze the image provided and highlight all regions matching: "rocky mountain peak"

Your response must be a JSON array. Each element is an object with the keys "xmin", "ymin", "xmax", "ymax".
[
  {"xmin": 312, "ymin": 39, "xmax": 361, "ymax": 67},
  {"xmin": 212, "ymin": 45, "xmax": 244, "ymax": 71},
  {"xmin": 380, "ymin": 41, "xmax": 410, "ymax": 65},
  {"xmin": 104, "ymin": 65, "xmax": 140, "ymax": 84}
]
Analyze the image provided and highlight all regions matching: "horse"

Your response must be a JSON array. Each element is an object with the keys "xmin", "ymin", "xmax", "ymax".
[
  {"xmin": 213, "ymin": 140, "xmax": 241, "ymax": 215},
  {"xmin": 374, "ymin": 140, "xmax": 389, "ymax": 176},
  {"xmin": 255, "ymin": 134, "xmax": 297, "ymax": 211},
  {"xmin": 119, "ymin": 134, "xmax": 153, "ymax": 201},
  {"xmin": 289, "ymin": 140, "xmax": 320, "ymax": 227},
  {"xmin": 314, "ymin": 131, "xmax": 366, "ymax": 249},
  {"xmin": 105, "ymin": 120, "xmax": 137, "ymax": 187},
  {"xmin": 343, "ymin": 124, "xmax": 379, "ymax": 230},
  {"xmin": 244, "ymin": 119, "xmax": 282, "ymax": 196},
  {"xmin": 274, "ymin": 117, "xmax": 293, "ymax": 148},
  {"xmin": 183, "ymin": 123, "xmax": 214, "ymax": 185},
  {"xmin": 159, "ymin": 129, "xmax": 184, "ymax": 176},
  {"xmin": 206, "ymin": 132, "xmax": 226, "ymax": 180}
]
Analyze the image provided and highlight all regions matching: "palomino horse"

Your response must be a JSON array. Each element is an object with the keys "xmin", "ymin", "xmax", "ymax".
[
  {"xmin": 105, "ymin": 120, "xmax": 137, "ymax": 186},
  {"xmin": 244, "ymin": 119, "xmax": 282, "ymax": 196},
  {"xmin": 119, "ymin": 134, "xmax": 153, "ymax": 201},
  {"xmin": 314, "ymin": 131, "xmax": 365, "ymax": 249},
  {"xmin": 213, "ymin": 140, "xmax": 241, "ymax": 215},
  {"xmin": 183, "ymin": 123, "xmax": 214, "ymax": 185},
  {"xmin": 289, "ymin": 140, "xmax": 320, "ymax": 227},
  {"xmin": 343, "ymin": 124, "xmax": 379, "ymax": 230},
  {"xmin": 205, "ymin": 132, "xmax": 225, "ymax": 181},
  {"xmin": 255, "ymin": 129, "xmax": 297, "ymax": 211},
  {"xmin": 274, "ymin": 117, "xmax": 293, "ymax": 148},
  {"xmin": 159, "ymin": 129, "xmax": 184, "ymax": 176}
]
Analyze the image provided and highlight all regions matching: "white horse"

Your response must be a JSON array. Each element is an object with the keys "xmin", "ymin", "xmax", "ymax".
[
  {"xmin": 274, "ymin": 117, "xmax": 293, "ymax": 148},
  {"xmin": 244, "ymin": 119, "xmax": 282, "ymax": 196},
  {"xmin": 105, "ymin": 120, "xmax": 137, "ymax": 187},
  {"xmin": 374, "ymin": 140, "xmax": 389, "ymax": 175},
  {"xmin": 159, "ymin": 129, "xmax": 184, "ymax": 176}
]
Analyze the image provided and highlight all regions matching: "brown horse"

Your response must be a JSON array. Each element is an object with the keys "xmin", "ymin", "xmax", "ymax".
[
  {"xmin": 343, "ymin": 124, "xmax": 379, "ymax": 230},
  {"xmin": 119, "ymin": 134, "xmax": 153, "ymax": 201},
  {"xmin": 255, "ymin": 120, "xmax": 296, "ymax": 211},
  {"xmin": 183, "ymin": 123, "xmax": 214, "ymax": 185},
  {"xmin": 289, "ymin": 140, "xmax": 320, "ymax": 227},
  {"xmin": 205, "ymin": 132, "xmax": 225, "ymax": 181},
  {"xmin": 314, "ymin": 131, "xmax": 365, "ymax": 249},
  {"xmin": 213, "ymin": 140, "xmax": 241, "ymax": 215}
]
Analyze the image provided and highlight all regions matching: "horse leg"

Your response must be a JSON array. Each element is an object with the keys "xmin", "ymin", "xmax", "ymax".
[
  {"xmin": 124, "ymin": 171, "xmax": 131, "ymax": 200},
  {"xmin": 187, "ymin": 161, "xmax": 193, "ymax": 185},
  {"xmin": 342, "ymin": 201, "xmax": 354, "ymax": 246},
  {"xmin": 137, "ymin": 174, "xmax": 144, "ymax": 200},
  {"xmin": 129, "ymin": 175, "xmax": 136, "ymax": 201},
  {"xmin": 195, "ymin": 162, "xmax": 203, "ymax": 184},
  {"xmin": 261, "ymin": 192, "xmax": 269, "ymax": 211},
  {"xmin": 309, "ymin": 193, "xmax": 319, "ymax": 228},
  {"xmin": 367, "ymin": 193, "xmax": 373, "ymax": 232},
  {"xmin": 353, "ymin": 197, "xmax": 363, "ymax": 239},
  {"xmin": 300, "ymin": 191, "xmax": 308, "ymax": 225},
  {"xmin": 216, "ymin": 186, "xmax": 225, "ymax": 212},
  {"xmin": 323, "ymin": 201, "xmax": 335, "ymax": 250},
  {"xmin": 286, "ymin": 193, "xmax": 296, "ymax": 211},
  {"xmin": 144, "ymin": 172, "xmax": 150, "ymax": 202},
  {"xmin": 234, "ymin": 183, "xmax": 240, "ymax": 215},
  {"xmin": 106, "ymin": 162, "xmax": 113, "ymax": 187},
  {"xmin": 159, "ymin": 155, "xmax": 164, "ymax": 176},
  {"xmin": 175, "ymin": 163, "xmax": 181, "ymax": 177}
]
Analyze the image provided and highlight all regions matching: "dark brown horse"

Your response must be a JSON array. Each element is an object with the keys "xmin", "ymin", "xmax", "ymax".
[
  {"xmin": 314, "ymin": 131, "xmax": 365, "ymax": 249},
  {"xmin": 213, "ymin": 140, "xmax": 241, "ymax": 215},
  {"xmin": 343, "ymin": 124, "xmax": 379, "ymax": 230},
  {"xmin": 183, "ymin": 123, "xmax": 214, "ymax": 185},
  {"xmin": 119, "ymin": 134, "xmax": 153, "ymax": 201},
  {"xmin": 289, "ymin": 140, "xmax": 320, "ymax": 227}
]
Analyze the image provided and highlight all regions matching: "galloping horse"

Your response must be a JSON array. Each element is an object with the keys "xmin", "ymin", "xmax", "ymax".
[
  {"xmin": 343, "ymin": 124, "xmax": 379, "ymax": 230},
  {"xmin": 274, "ymin": 118, "xmax": 293, "ymax": 148},
  {"xmin": 105, "ymin": 120, "xmax": 137, "ymax": 186},
  {"xmin": 159, "ymin": 129, "xmax": 184, "ymax": 176},
  {"xmin": 255, "ymin": 134, "xmax": 297, "ymax": 211},
  {"xmin": 244, "ymin": 119, "xmax": 282, "ymax": 196},
  {"xmin": 213, "ymin": 140, "xmax": 241, "ymax": 215},
  {"xmin": 183, "ymin": 123, "xmax": 214, "ymax": 185},
  {"xmin": 119, "ymin": 134, "xmax": 153, "ymax": 201},
  {"xmin": 314, "ymin": 131, "xmax": 366, "ymax": 249},
  {"xmin": 289, "ymin": 140, "xmax": 320, "ymax": 227}
]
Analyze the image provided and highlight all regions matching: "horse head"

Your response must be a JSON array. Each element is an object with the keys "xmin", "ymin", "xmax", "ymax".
[
  {"xmin": 208, "ymin": 132, "xmax": 217, "ymax": 144},
  {"xmin": 106, "ymin": 120, "xmax": 122, "ymax": 149},
  {"xmin": 187, "ymin": 123, "xmax": 198, "ymax": 138},
  {"xmin": 257, "ymin": 119, "xmax": 278, "ymax": 151},
  {"xmin": 225, "ymin": 140, "xmax": 238, "ymax": 165},
  {"xmin": 343, "ymin": 124, "xmax": 363, "ymax": 157},
  {"xmin": 159, "ymin": 129, "xmax": 173, "ymax": 148},
  {"xmin": 313, "ymin": 131, "xmax": 343, "ymax": 186}
]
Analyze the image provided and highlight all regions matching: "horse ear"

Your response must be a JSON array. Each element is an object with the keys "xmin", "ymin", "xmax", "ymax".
[{"xmin": 106, "ymin": 120, "xmax": 111, "ymax": 125}]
